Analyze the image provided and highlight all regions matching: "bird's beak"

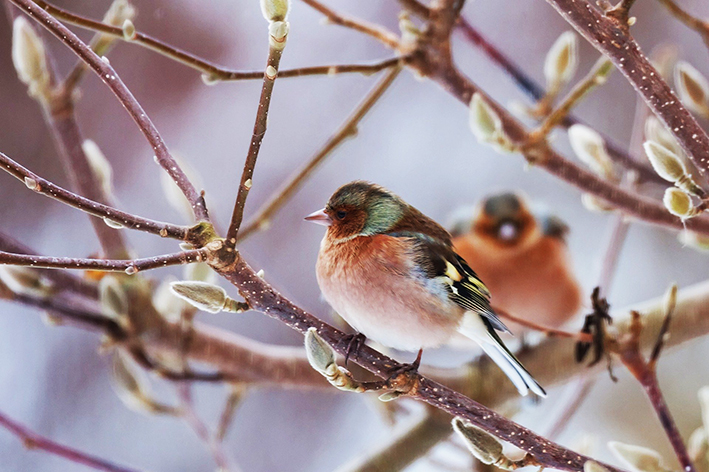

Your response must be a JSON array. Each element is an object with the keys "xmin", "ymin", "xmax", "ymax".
[{"xmin": 304, "ymin": 208, "xmax": 333, "ymax": 226}]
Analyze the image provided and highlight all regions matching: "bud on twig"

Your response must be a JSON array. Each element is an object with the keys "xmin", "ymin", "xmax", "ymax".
[
  {"xmin": 122, "ymin": 19, "xmax": 137, "ymax": 41},
  {"xmin": 644, "ymin": 141, "xmax": 705, "ymax": 197},
  {"xmin": 110, "ymin": 351, "xmax": 180, "ymax": 416},
  {"xmin": 260, "ymin": 0, "xmax": 290, "ymax": 22},
  {"xmin": 12, "ymin": 17, "xmax": 51, "ymax": 101},
  {"xmin": 0, "ymin": 266, "xmax": 53, "ymax": 298},
  {"xmin": 608, "ymin": 441, "xmax": 668, "ymax": 472},
  {"xmin": 304, "ymin": 328, "xmax": 365, "ymax": 393},
  {"xmin": 92, "ymin": 0, "xmax": 137, "ymax": 57},
  {"xmin": 569, "ymin": 125, "xmax": 616, "ymax": 180},
  {"xmin": 170, "ymin": 281, "xmax": 246, "ymax": 313},
  {"xmin": 675, "ymin": 61, "xmax": 709, "ymax": 118},
  {"xmin": 544, "ymin": 31, "xmax": 579, "ymax": 93},
  {"xmin": 452, "ymin": 417, "xmax": 503, "ymax": 465},
  {"xmin": 99, "ymin": 276, "xmax": 130, "ymax": 328},
  {"xmin": 644, "ymin": 116, "xmax": 682, "ymax": 157},
  {"xmin": 269, "ymin": 21, "xmax": 289, "ymax": 50},
  {"xmin": 678, "ymin": 231, "xmax": 709, "ymax": 253},
  {"xmin": 663, "ymin": 187, "xmax": 696, "ymax": 220},
  {"xmin": 469, "ymin": 93, "xmax": 515, "ymax": 153},
  {"xmin": 82, "ymin": 140, "xmax": 114, "ymax": 198},
  {"xmin": 584, "ymin": 461, "xmax": 611, "ymax": 472}
]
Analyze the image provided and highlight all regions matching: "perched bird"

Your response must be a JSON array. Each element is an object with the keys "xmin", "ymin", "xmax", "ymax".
[
  {"xmin": 305, "ymin": 181, "xmax": 546, "ymax": 397},
  {"xmin": 449, "ymin": 193, "xmax": 582, "ymax": 331}
]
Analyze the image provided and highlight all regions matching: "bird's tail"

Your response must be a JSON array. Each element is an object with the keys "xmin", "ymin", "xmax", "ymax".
[{"xmin": 458, "ymin": 311, "xmax": 547, "ymax": 398}]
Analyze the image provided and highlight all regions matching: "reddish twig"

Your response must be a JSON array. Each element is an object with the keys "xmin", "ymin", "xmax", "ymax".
[
  {"xmin": 493, "ymin": 305, "xmax": 593, "ymax": 343},
  {"xmin": 225, "ymin": 25, "xmax": 287, "ymax": 245},
  {"xmin": 9, "ymin": 0, "xmax": 209, "ymax": 221},
  {"xmin": 0, "ymin": 410, "xmax": 141, "ymax": 472},
  {"xmin": 239, "ymin": 64, "xmax": 403, "ymax": 241},
  {"xmin": 0, "ymin": 151, "xmax": 188, "ymax": 241},
  {"xmin": 298, "ymin": 0, "xmax": 400, "ymax": 49},
  {"xmin": 0, "ymin": 248, "xmax": 208, "ymax": 274},
  {"xmin": 654, "ymin": 0, "xmax": 709, "ymax": 48},
  {"xmin": 616, "ymin": 307, "xmax": 693, "ymax": 472}
]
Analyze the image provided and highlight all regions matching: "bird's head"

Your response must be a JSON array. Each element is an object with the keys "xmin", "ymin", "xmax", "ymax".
[
  {"xmin": 472, "ymin": 192, "xmax": 538, "ymax": 247},
  {"xmin": 305, "ymin": 181, "xmax": 406, "ymax": 240}
]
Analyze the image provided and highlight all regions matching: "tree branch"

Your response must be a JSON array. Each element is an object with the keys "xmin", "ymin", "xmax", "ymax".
[
  {"xmin": 0, "ymin": 410, "xmax": 141, "ymax": 472},
  {"xmin": 544, "ymin": 0, "xmax": 709, "ymax": 177},
  {"xmin": 0, "ymin": 151, "xmax": 189, "ymax": 241},
  {"xmin": 0, "ymin": 248, "xmax": 208, "ymax": 274},
  {"xmin": 9, "ymin": 0, "xmax": 209, "ymax": 221},
  {"xmin": 654, "ymin": 0, "xmax": 709, "ymax": 48}
]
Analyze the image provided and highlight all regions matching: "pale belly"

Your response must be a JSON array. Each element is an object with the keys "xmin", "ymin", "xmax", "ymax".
[{"xmin": 316, "ymin": 238, "xmax": 463, "ymax": 351}]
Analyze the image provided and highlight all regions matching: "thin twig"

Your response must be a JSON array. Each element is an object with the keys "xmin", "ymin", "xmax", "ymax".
[
  {"xmin": 492, "ymin": 306, "xmax": 593, "ymax": 342},
  {"xmin": 0, "ymin": 151, "xmax": 188, "ymax": 241},
  {"xmin": 176, "ymin": 384, "xmax": 237, "ymax": 472},
  {"xmin": 0, "ymin": 410, "xmax": 141, "ymax": 472},
  {"xmin": 0, "ymin": 248, "xmax": 208, "ymax": 274},
  {"xmin": 298, "ymin": 0, "xmax": 400, "ymax": 49},
  {"xmin": 239, "ymin": 64, "xmax": 403, "ymax": 241},
  {"xmin": 225, "ymin": 24, "xmax": 287, "ymax": 246},
  {"xmin": 545, "ymin": 0, "xmax": 709, "ymax": 177},
  {"xmin": 618, "ymin": 310, "xmax": 694, "ymax": 472},
  {"xmin": 654, "ymin": 0, "xmax": 709, "ymax": 47},
  {"xmin": 33, "ymin": 0, "xmax": 399, "ymax": 82},
  {"xmin": 10, "ymin": 0, "xmax": 209, "ymax": 221},
  {"xmin": 454, "ymin": 16, "xmax": 663, "ymax": 185}
]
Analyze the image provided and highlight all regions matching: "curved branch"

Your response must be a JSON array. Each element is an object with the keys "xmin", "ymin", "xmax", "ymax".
[
  {"xmin": 0, "ymin": 249, "xmax": 207, "ymax": 274},
  {"xmin": 0, "ymin": 151, "xmax": 188, "ymax": 241}
]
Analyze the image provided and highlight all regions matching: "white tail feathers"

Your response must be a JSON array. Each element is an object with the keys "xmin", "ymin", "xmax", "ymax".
[{"xmin": 458, "ymin": 311, "xmax": 547, "ymax": 398}]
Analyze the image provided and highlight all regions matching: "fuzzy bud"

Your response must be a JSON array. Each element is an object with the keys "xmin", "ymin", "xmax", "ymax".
[
  {"xmin": 569, "ymin": 125, "xmax": 616, "ymax": 180},
  {"xmin": 675, "ymin": 61, "xmax": 709, "ymax": 118},
  {"xmin": 12, "ymin": 17, "xmax": 51, "ymax": 100},
  {"xmin": 99, "ymin": 276, "xmax": 129, "ymax": 326},
  {"xmin": 82, "ymin": 140, "xmax": 114, "ymax": 198},
  {"xmin": 305, "ymin": 327, "xmax": 335, "ymax": 375},
  {"xmin": 644, "ymin": 116, "xmax": 681, "ymax": 156},
  {"xmin": 544, "ymin": 31, "xmax": 579, "ymax": 91},
  {"xmin": 269, "ymin": 21, "xmax": 289, "ymax": 50},
  {"xmin": 663, "ymin": 187, "xmax": 695, "ymax": 219},
  {"xmin": 104, "ymin": 0, "xmax": 136, "ymax": 27},
  {"xmin": 122, "ymin": 19, "xmax": 137, "ymax": 41},
  {"xmin": 469, "ymin": 93, "xmax": 515, "ymax": 153},
  {"xmin": 0, "ymin": 266, "xmax": 52, "ymax": 298},
  {"xmin": 644, "ymin": 141, "xmax": 686, "ymax": 182},
  {"xmin": 452, "ymin": 418, "xmax": 503, "ymax": 465},
  {"xmin": 260, "ymin": 0, "xmax": 290, "ymax": 22},
  {"xmin": 582, "ymin": 194, "xmax": 614, "ymax": 213},
  {"xmin": 170, "ymin": 281, "xmax": 229, "ymax": 313},
  {"xmin": 110, "ymin": 351, "xmax": 180, "ymax": 416},
  {"xmin": 608, "ymin": 441, "xmax": 667, "ymax": 472}
]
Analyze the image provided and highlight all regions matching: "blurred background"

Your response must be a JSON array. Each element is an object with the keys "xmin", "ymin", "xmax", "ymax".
[{"xmin": 1, "ymin": 0, "xmax": 708, "ymax": 470}]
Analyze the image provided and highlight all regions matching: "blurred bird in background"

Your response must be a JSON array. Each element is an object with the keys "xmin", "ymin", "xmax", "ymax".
[
  {"xmin": 306, "ymin": 182, "xmax": 546, "ymax": 397},
  {"xmin": 449, "ymin": 192, "xmax": 583, "ymax": 332}
]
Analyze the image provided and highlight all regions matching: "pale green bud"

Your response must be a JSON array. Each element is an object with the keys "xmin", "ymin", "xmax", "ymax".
[
  {"xmin": 122, "ymin": 19, "xmax": 137, "ymax": 41},
  {"xmin": 568, "ymin": 124, "xmax": 615, "ymax": 180},
  {"xmin": 269, "ymin": 21, "xmax": 289, "ymax": 50},
  {"xmin": 170, "ymin": 281, "xmax": 228, "ymax": 313},
  {"xmin": 675, "ymin": 61, "xmax": 709, "ymax": 118},
  {"xmin": 452, "ymin": 417, "xmax": 503, "ymax": 465},
  {"xmin": 544, "ymin": 31, "xmax": 579, "ymax": 91},
  {"xmin": 469, "ymin": 93, "xmax": 515, "ymax": 153},
  {"xmin": 260, "ymin": 0, "xmax": 290, "ymax": 22},
  {"xmin": 83, "ymin": 139, "xmax": 114, "ymax": 198},
  {"xmin": 644, "ymin": 116, "xmax": 682, "ymax": 157},
  {"xmin": 0, "ymin": 265, "xmax": 52, "ymax": 298},
  {"xmin": 663, "ymin": 187, "xmax": 695, "ymax": 219},
  {"xmin": 584, "ymin": 461, "xmax": 611, "ymax": 472},
  {"xmin": 644, "ymin": 141, "xmax": 686, "ymax": 182},
  {"xmin": 304, "ymin": 327, "xmax": 335, "ymax": 374},
  {"xmin": 99, "ymin": 276, "xmax": 129, "ymax": 325},
  {"xmin": 12, "ymin": 17, "xmax": 51, "ymax": 100}
]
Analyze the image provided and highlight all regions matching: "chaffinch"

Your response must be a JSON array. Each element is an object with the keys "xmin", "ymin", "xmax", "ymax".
[
  {"xmin": 305, "ymin": 181, "xmax": 546, "ymax": 397},
  {"xmin": 450, "ymin": 193, "xmax": 582, "ymax": 332}
]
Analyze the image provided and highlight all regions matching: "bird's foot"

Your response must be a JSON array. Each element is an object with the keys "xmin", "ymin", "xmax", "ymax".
[
  {"xmin": 342, "ymin": 332, "xmax": 367, "ymax": 368},
  {"xmin": 378, "ymin": 349, "xmax": 423, "ymax": 401}
]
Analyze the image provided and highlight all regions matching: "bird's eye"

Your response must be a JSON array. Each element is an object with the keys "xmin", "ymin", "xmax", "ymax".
[{"xmin": 335, "ymin": 210, "xmax": 347, "ymax": 220}]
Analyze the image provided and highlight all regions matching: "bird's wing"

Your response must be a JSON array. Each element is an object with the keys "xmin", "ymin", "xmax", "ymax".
[{"xmin": 388, "ymin": 231, "xmax": 510, "ymax": 334}]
